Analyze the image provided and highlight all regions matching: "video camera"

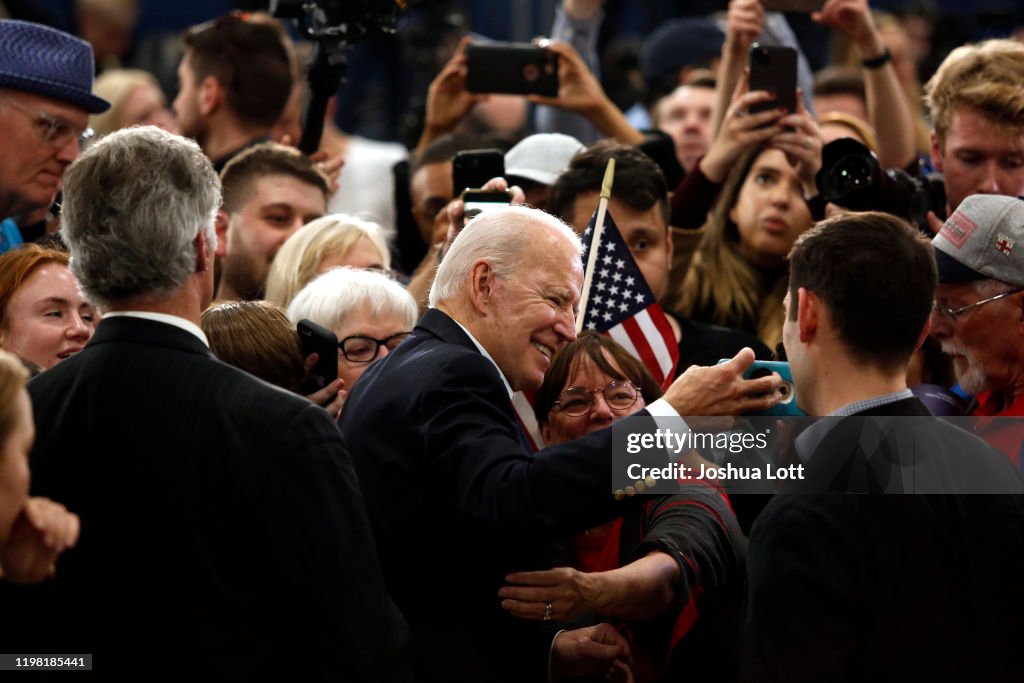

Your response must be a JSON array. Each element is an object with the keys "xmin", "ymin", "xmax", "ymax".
[
  {"xmin": 270, "ymin": 0, "xmax": 405, "ymax": 43},
  {"xmin": 270, "ymin": 0, "xmax": 407, "ymax": 154},
  {"xmin": 815, "ymin": 138, "xmax": 946, "ymax": 232}
]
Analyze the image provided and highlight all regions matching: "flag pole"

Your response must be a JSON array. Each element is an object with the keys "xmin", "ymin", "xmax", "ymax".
[{"xmin": 576, "ymin": 158, "xmax": 615, "ymax": 334}]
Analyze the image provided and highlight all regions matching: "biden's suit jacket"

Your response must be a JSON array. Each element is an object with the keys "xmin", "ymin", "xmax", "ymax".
[{"xmin": 340, "ymin": 308, "xmax": 652, "ymax": 682}]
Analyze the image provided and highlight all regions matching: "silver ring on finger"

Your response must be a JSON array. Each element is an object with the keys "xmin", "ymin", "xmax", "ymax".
[
  {"xmin": 803, "ymin": 136, "xmax": 812, "ymax": 149},
  {"xmin": 544, "ymin": 601, "xmax": 553, "ymax": 621}
]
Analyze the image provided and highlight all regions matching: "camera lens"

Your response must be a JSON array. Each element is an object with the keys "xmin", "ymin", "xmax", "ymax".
[{"xmin": 829, "ymin": 155, "xmax": 875, "ymax": 196}]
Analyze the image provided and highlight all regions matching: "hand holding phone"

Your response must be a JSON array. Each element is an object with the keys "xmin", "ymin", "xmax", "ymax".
[
  {"xmin": 717, "ymin": 358, "xmax": 804, "ymax": 416},
  {"xmin": 298, "ymin": 319, "xmax": 339, "ymax": 395},
  {"xmin": 461, "ymin": 189, "xmax": 512, "ymax": 226}
]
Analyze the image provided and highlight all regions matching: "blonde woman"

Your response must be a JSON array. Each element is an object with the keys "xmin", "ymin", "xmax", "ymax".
[
  {"xmin": 264, "ymin": 214, "xmax": 391, "ymax": 309},
  {"xmin": 90, "ymin": 68, "xmax": 178, "ymax": 137}
]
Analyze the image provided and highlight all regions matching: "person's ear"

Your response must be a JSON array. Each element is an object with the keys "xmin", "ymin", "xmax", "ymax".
[
  {"xmin": 194, "ymin": 231, "xmax": 211, "ymax": 274},
  {"xmin": 797, "ymin": 287, "xmax": 819, "ymax": 343},
  {"xmin": 214, "ymin": 210, "xmax": 229, "ymax": 257},
  {"xmin": 929, "ymin": 130, "xmax": 944, "ymax": 173},
  {"xmin": 467, "ymin": 259, "xmax": 496, "ymax": 314},
  {"xmin": 664, "ymin": 216, "xmax": 674, "ymax": 267},
  {"xmin": 539, "ymin": 423, "xmax": 551, "ymax": 444},
  {"xmin": 198, "ymin": 75, "xmax": 222, "ymax": 117},
  {"xmin": 914, "ymin": 316, "xmax": 932, "ymax": 351},
  {"xmin": 1015, "ymin": 290, "xmax": 1024, "ymax": 332}
]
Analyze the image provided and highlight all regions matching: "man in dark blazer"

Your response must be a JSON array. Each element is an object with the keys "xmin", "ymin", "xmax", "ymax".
[
  {"xmin": 340, "ymin": 203, "xmax": 783, "ymax": 682},
  {"xmin": 0, "ymin": 126, "xmax": 408, "ymax": 680},
  {"xmin": 743, "ymin": 212, "xmax": 1024, "ymax": 683}
]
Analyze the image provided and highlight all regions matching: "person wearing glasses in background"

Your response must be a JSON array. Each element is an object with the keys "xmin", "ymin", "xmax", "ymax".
[
  {"xmin": 0, "ymin": 19, "xmax": 109, "ymax": 252},
  {"xmin": 500, "ymin": 331, "xmax": 746, "ymax": 683},
  {"xmin": 930, "ymin": 194, "xmax": 1024, "ymax": 466},
  {"xmin": 286, "ymin": 266, "xmax": 419, "ymax": 415}
]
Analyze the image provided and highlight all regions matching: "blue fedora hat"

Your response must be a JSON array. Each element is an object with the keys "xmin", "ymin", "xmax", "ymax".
[{"xmin": 0, "ymin": 19, "xmax": 110, "ymax": 113}]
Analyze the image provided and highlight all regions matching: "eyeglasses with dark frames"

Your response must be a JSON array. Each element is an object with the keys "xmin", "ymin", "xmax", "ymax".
[
  {"xmin": 339, "ymin": 332, "xmax": 411, "ymax": 363},
  {"xmin": 552, "ymin": 380, "xmax": 640, "ymax": 418},
  {"xmin": 2, "ymin": 98, "xmax": 93, "ymax": 148},
  {"xmin": 932, "ymin": 288, "xmax": 1023, "ymax": 321}
]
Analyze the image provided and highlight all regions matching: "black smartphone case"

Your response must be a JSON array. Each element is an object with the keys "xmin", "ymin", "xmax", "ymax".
[
  {"xmin": 452, "ymin": 149, "xmax": 506, "ymax": 194},
  {"xmin": 465, "ymin": 43, "xmax": 559, "ymax": 97},
  {"xmin": 298, "ymin": 319, "xmax": 338, "ymax": 393},
  {"xmin": 748, "ymin": 44, "xmax": 797, "ymax": 116}
]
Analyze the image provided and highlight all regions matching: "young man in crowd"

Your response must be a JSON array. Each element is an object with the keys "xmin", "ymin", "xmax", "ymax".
[{"xmin": 214, "ymin": 141, "xmax": 328, "ymax": 301}]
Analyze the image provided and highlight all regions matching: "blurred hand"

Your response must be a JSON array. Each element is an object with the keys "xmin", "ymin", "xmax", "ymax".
[
  {"xmin": 303, "ymin": 355, "xmax": 347, "ymax": 420},
  {"xmin": 0, "ymin": 497, "xmax": 80, "ymax": 585},
  {"xmin": 564, "ymin": 0, "xmax": 604, "ymax": 19},
  {"xmin": 526, "ymin": 40, "xmax": 606, "ymax": 116},
  {"xmin": 424, "ymin": 35, "xmax": 485, "ymax": 137},
  {"xmin": 500, "ymin": 567, "xmax": 600, "ymax": 622},
  {"xmin": 436, "ymin": 177, "xmax": 526, "ymax": 263},
  {"xmin": 664, "ymin": 347, "xmax": 783, "ymax": 416},
  {"xmin": 767, "ymin": 92, "xmax": 824, "ymax": 195},
  {"xmin": 551, "ymin": 623, "xmax": 634, "ymax": 682},
  {"xmin": 279, "ymin": 135, "xmax": 344, "ymax": 195},
  {"xmin": 701, "ymin": 71, "xmax": 787, "ymax": 183},
  {"xmin": 310, "ymin": 150, "xmax": 343, "ymax": 195},
  {"xmin": 725, "ymin": 0, "xmax": 766, "ymax": 56},
  {"xmin": 812, "ymin": 0, "xmax": 877, "ymax": 48}
]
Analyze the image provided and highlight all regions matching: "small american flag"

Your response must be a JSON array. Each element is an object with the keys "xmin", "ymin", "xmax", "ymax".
[{"xmin": 579, "ymin": 209, "xmax": 679, "ymax": 389}]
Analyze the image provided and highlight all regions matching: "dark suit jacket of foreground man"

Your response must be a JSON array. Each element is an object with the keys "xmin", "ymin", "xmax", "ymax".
[
  {"xmin": 341, "ymin": 308, "xmax": 652, "ymax": 682},
  {"xmin": 2, "ymin": 316, "xmax": 410, "ymax": 681},
  {"xmin": 744, "ymin": 397, "xmax": 1024, "ymax": 683}
]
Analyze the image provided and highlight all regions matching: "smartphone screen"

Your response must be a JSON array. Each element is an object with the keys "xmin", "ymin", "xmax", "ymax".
[{"xmin": 748, "ymin": 44, "xmax": 797, "ymax": 118}]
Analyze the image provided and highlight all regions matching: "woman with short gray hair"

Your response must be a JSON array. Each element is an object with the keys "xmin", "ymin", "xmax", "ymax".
[{"xmin": 287, "ymin": 267, "xmax": 418, "ymax": 407}]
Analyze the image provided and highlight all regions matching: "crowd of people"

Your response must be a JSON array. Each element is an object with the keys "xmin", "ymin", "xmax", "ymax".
[{"xmin": 1, "ymin": 1, "xmax": 1023, "ymax": 680}]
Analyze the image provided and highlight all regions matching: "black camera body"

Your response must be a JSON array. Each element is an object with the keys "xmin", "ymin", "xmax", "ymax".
[
  {"xmin": 270, "ymin": 0, "xmax": 404, "ymax": 42},
  {"xmin": 815, "ymin": 138, "xmax": 946, "ymax": 232}
]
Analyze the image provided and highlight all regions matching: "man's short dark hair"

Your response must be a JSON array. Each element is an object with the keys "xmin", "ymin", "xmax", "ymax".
[
  {"xmin": 182, "ymin": 14, "xmax": 292, "ymax": 129},
  {"xmin": 812, "ymin": 66, "xmax": 866, "ymax": 103},
  {"xmin": 219, "ymin": 142, "xmax": 328, "ymax": 213},
  {"xmin": 549, "ymin": 140, "xmax": 669, "ymax": 227},
  {"xmin": 788, "ymin": 212, "xmax": 936, "ymax": 372},
  {"xmin": 409, "ymin": 133, "xmax": 501, "ymax": 176}
]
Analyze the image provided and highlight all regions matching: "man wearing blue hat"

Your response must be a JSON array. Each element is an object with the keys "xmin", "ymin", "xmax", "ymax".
[{"xmin": 0, "ymin": 19, "xmax": 109, "ymax": 253}]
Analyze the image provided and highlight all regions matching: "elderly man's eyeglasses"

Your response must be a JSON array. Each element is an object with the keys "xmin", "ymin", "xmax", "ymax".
[
  {"xmin": 339, "ymin": 332, "xmax": 411, "ymax": 363},
  {"xmin": 932, "ymin": 288, "xmax": 1023, "ymax": 321},
  {"xmin": 552, "ymin": 380, "xmax": 640, "ymax": 417},
  {"xmin": 2, "ymin": 98, "xmax": 93, "ymax": 148}
]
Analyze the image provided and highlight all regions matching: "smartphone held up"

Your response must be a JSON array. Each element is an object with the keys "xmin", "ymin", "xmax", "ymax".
[
  {"xmin": 465, "ymin": 41, "xmax": 559, "ymax": 97},
  {"xmin": 748, "ymin": 43, "xmax": 797, "ymax": 118}
]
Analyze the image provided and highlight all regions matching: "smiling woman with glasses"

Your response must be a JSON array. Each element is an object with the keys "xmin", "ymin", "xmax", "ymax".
[
  {"xmin": 533, "ymin": 332, "xmax": 661, "ymax": 444},
  {"xmin": 286, "ymin": 266, "xmax": 418, "ymax": 401}
]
